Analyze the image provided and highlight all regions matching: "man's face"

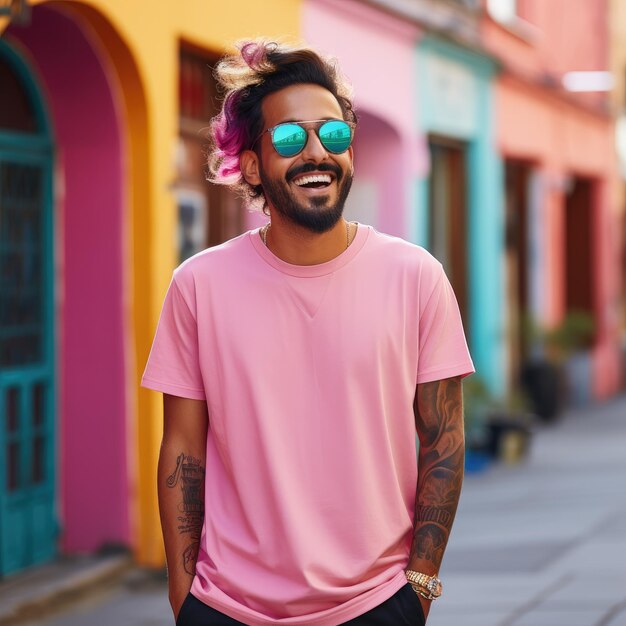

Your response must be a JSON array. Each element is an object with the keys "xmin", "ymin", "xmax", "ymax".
[{"xmin": 256, "ymin": 84, "xmax": 354, "ymax": 233}]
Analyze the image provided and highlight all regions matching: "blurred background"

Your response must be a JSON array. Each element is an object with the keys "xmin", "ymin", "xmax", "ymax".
[{"xmin": 0, "ymin": 0, "xmax": 625, "ymax": 624}]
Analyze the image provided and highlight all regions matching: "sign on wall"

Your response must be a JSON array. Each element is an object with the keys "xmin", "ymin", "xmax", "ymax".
[{"xmin": 421, "ymin": 53, "xmax": 479, "ymax": 138}]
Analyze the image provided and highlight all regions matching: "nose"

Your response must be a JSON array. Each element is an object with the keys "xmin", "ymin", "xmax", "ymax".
[{"xmin": 300, "ymin": 128, "xmax": 328, "ymax": 162}]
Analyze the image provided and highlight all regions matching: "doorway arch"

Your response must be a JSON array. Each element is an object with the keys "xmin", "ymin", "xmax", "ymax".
[{"xmin": 5, "ymin": 1, "xmax": 151, "ymax": 566}]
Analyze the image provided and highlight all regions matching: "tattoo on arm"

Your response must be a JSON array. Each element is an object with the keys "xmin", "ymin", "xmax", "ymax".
[
  {"xmin": 411, "ymin": 377, "xmax": 464, "ymax": 571},
  {"xmin": 166, "ymin": 453, "xmax": 205, "ymax": 576}
]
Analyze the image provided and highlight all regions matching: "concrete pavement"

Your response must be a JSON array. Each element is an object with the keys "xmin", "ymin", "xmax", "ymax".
[
  {"xmin": 433, "ymin": 394, "xmax": 626, "ymax": 626},
  {"xmin": 0, "ymin": 554, "xmax": 133, "ymax": 625}
]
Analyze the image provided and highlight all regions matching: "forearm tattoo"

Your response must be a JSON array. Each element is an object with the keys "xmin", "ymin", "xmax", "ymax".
[
  {"xmin": 166, "ymin": 453, "xmax": 205, "ymax": 575},
  {"xmin": 411, "ymin": 377, "xmax": 464, "ymax": 571}
]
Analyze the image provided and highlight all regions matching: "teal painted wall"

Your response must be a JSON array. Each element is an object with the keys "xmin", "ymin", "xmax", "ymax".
[{"xmin": 414, "ymin": 36, "xmax": 504, "ymax": 396}]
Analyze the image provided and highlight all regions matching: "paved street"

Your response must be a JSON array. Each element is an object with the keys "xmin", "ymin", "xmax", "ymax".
[
  {"xmin": 32, "ymin": 570, "xmax": 171, "ymax": 626},
  {"xmin": 14, "ymin": 394, "xmax": 626, "ymax": 626},
  {"xmin": 434, "ymin": 395, "xmax": 626, "ymax": 626}
]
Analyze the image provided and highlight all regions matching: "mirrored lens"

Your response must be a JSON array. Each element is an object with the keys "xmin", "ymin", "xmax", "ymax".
[
  {"xmin": 318, "ymin": 120, "xmax": 352, "ymax": 154},
  {"xmin": 272, "ymin": 124, "xmax": 307, "ymax": 157}
]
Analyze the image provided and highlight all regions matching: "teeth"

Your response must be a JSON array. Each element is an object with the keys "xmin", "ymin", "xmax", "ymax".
[{"xmin": 294, "ymin": 174, "xmax": 332, "ymax": 186}]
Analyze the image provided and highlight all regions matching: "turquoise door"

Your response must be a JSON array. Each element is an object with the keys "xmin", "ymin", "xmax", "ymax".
[{"xmin": 0, "ymin": 43, "xmax": 56, "ymax": 577}]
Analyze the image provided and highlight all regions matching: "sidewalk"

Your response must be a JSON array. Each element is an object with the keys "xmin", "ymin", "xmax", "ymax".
[
  {"xmin": 433, "ymin": 394, "xmax": 626, "ymax": 626},
  {"xmin": 0, "ymin": 554, "xmax": 132, "ymax": 625}
]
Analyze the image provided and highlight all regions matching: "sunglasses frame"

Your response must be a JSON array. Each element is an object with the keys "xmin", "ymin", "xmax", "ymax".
[{"xmin": 254, "ymin": 119, "xmax": 356, "ymax": 157}]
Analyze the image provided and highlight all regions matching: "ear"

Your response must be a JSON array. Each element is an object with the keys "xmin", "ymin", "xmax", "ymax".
[{"xmin": 240, "ymin": 150, "xmax": 262, "ymax": 186}]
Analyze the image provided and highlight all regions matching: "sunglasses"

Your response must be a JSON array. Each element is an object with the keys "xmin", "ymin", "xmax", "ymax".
[{"xmin": 255, "ymin": 119, "xmax": 356, "ymax": 157}]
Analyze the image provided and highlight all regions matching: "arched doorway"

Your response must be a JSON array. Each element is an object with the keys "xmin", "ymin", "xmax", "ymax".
[
  {"xmin": 3, "ymin": 0, "xmax": 150, "ymax": 568},
  {"xmin": 0, "ymin": 39, "xmax": 55, "ymax": 576}
]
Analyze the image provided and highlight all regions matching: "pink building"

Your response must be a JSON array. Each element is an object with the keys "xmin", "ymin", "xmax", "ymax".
[
  {"xmin": 482, "ymin": 0, "xmax": 623, "ymax": 401},
  {"xmin": 303, "ymin": 0, "xmax": 421, "ymax": 239}
]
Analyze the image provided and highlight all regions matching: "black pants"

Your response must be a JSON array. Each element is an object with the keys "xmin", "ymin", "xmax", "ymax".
[{"xmin": 176, "ymin": 584, "xmax": 425, "ymax": 626}]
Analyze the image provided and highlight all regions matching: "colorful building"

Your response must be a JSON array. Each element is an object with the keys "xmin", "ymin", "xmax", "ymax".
[
  {"xmin": 414, "ymin": 34, "xmax": 501, "ymax": 395},
  {"xmin": 347, "ymin": 0, "xmax": 624, "ymax": 401},
  {"xmin": 0, "ymin": 0, "xmax": 300, "ymax": 576},
  {"xmin": 481, "ymin": 0, "xmax": 623, "ymax": 401}
]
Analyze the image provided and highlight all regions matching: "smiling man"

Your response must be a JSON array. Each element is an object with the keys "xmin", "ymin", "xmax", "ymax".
[{"xmin": 142, "ymin": 40, "xmax": 474, "ymax": 626}]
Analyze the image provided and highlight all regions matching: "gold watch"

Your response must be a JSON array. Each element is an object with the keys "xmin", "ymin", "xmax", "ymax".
[{"xmin": 405, "ymin": 569, "xmax": 443, "ymax": 600}]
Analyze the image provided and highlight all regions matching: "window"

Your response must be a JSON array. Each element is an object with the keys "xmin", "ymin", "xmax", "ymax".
[{"xmin": 177, "ymin": 46, "xmax": 243, "ymax": 256}]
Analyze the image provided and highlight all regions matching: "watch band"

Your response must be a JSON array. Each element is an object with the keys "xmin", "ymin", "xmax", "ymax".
[{"xmin": 405, "ymin": 569, "xmax": 443, "ymax": 600}]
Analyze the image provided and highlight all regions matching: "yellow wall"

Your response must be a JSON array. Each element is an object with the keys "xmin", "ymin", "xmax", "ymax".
[{"xmin": 14, "ymin": 0, "xmax": 301, "ymax": 566}]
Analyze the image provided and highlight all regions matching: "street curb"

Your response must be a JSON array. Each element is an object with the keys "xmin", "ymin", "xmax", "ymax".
[{"xmin": 0, "ymin": 555, "xmax": 133, "ymax": 625}]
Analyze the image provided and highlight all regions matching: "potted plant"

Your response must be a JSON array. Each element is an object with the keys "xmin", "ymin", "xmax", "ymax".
[
  {"xmin": 546, "ymin": 310, "xmax": 595, "ymax": 407},
  {"xmin": 520, "ymin": 315, "xmax": 565, "ymax": 422},
  {"xmin": 520, "ymin": 311, "xmax": 594, "ymax": 420},
  {"xmin": 484, "ymin": 390, "xmax": 534, "ymax": 464}
]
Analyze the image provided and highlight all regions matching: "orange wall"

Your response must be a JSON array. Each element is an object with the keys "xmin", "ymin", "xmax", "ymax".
[{"xmin": 483, "ymin": 0, "xmax": 622, "ymax": 398}]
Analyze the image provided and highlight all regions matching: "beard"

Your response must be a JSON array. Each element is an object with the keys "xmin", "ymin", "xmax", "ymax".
[{"xmin": 259, "ymin": 161, "xmax": 353, "ymax": 234}]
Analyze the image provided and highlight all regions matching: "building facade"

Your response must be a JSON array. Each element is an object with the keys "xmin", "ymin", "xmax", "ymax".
[
  {"xmin": 482, "ymin": 0, "xmax": 623, "ymax": 401},
  {"xmin": 0, "ymin": 0, "xmax": 300, "ymax": 575},
  {"xmin": 414, "ymin": 34, "xmax": 502, "ymax": 396}
]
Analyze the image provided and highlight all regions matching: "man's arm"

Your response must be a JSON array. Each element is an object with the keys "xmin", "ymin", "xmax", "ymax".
[
  {"xmin": 409, "ymin": 376, "xmax": 465, "ymax": 620},
  {"xmin": 158, "ymin": 394, "xmax": 209, "ymax": 620}
]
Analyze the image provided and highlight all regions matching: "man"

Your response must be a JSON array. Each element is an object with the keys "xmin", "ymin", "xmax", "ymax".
[{"xmin": 142, "ymin": 40, "xmax": 474, "ymax": 626}]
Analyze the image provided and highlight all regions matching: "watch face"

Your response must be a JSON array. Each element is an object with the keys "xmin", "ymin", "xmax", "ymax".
[{"xmin": 427, "ymin": 578, "xmax": 443, "ymax": 597}]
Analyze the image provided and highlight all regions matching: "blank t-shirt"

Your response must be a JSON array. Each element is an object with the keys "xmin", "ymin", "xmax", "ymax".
[{"xmin": 142, "ymin": 224, "xmax": 474, "ymax": 625}]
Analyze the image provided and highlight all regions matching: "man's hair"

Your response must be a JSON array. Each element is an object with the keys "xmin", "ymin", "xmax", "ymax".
[{"xmin": 207, "ymin": 39, "xmax": 357, "ymax": 211}]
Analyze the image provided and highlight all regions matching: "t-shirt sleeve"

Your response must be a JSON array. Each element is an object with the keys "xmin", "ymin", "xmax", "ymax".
[
  {"xmin": 416, "ymin": 264, "xmax": 475, "ymax": 384},
  {"xmin": 141, "ymin": 275, "xmax": 206, "ymax": 400}
]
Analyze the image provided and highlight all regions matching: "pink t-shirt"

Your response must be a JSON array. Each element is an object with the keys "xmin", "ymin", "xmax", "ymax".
[{"xmin": 142, "ymin": 224, "xmax": 474, "ymax": 625}]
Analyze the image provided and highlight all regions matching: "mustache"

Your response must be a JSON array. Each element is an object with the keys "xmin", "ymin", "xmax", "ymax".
[{"xmin": 286, "ymin": 162, "xmax": 343, "ymax": 182}]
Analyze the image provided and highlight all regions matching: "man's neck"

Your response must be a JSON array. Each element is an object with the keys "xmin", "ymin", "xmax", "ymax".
[{"xmin": 264, "ymin": 215, "xmax": 350, "ymax": 266}]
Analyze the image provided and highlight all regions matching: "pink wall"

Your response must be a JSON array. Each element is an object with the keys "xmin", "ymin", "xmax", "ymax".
[
  {"xmin": 8, "ymin": 5, "xmax": 129, "ymax": 549},
  {"xmin": 303, "ymin": 0, "xmax": 421, "ymax": 238},
  {"xmin": 352, "ymin": 112, "xmax": 403, "ymax": 234}
]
